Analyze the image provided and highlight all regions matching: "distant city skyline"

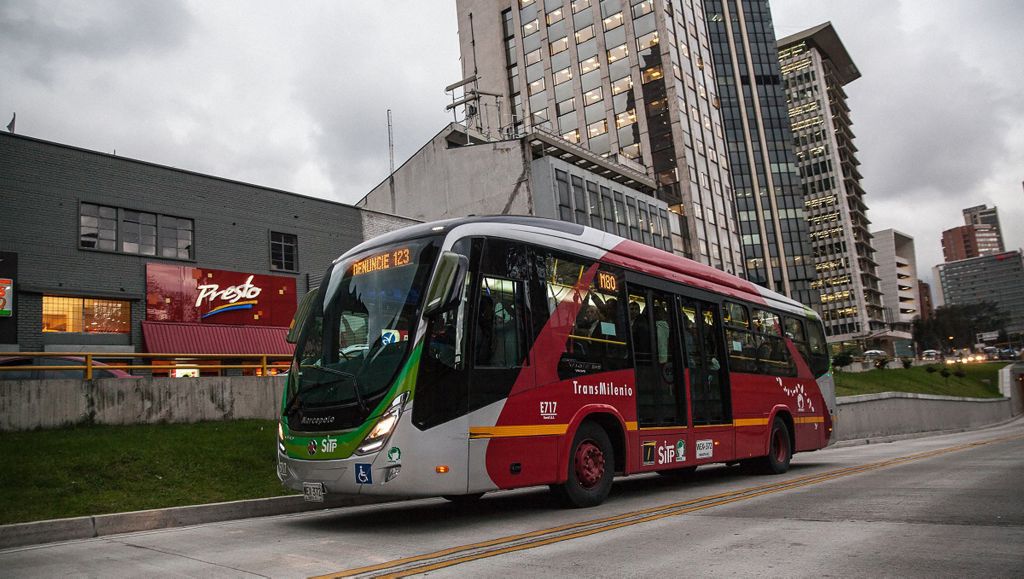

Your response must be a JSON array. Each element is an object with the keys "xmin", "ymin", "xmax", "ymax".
[{"xmin": 1, "ymin": 1, "xmax": 1021, "ymax": 286}]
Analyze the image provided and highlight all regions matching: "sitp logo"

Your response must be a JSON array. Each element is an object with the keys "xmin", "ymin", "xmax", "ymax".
[{"xmin": 320, "ymin": 436, "xmax": 337, "ymax": 454}]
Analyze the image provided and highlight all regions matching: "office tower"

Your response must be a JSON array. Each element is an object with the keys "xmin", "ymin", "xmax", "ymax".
[
  {"xmin": 933, "ymin": 251, "xmax": 1024, "ymax": 334},
  {"xmin": 704, "ymin": 0, "xmax": 817, "ymax": 305},
  {"xmin": 917, "ymin": 280, "xmax": 933, "ymax": 321},
  {"xmin": 872, "ymin": 229, "xmax": 918, "ymax": 355},
  {"xmin": 962, "ymin": 204, "xmax": 1005, "ymax": 252},
  {"xmin": 941, "ymin": 224, "xmax": 1002, "ymax": 262},
  {"xmin": 778, "ymin": 23, "xmax": 886, "ymax": 345},
  {"xmin": 455, "ymin": 0, "xmax": 744, "ymax": 274}
]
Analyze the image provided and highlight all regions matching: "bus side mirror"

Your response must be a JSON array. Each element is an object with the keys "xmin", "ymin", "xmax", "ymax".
[
  {"xmin": 423, "ymin": 251, "xmax": 469, "ymax": 318},
  {"xmin": 286, "ymin": 288, "xmax": 320, "ymax": 344}
]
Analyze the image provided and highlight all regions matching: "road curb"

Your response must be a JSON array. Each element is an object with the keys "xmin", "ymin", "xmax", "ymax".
[
  {"xmin": 830, "ymin": 413, "xmax": 1024, "ymax": 449},
  {"xmin": 0, "ymin": 494, "xmax": 397, "ymax": 551}
]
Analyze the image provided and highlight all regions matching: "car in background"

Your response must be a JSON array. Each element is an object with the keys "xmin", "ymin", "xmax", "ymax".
[
  {"xmin": 921, "ymin": 349, "xmax": 940, "ymax": 361},
  {"xmin": 0, "ymin": 356, "xmax": 137, "ymax": 379},
  {"xmin": 863, "ymin": 350, "xmax": 887, "ymax": 359},
  {"xmin": 999, "ymin": 348, "xmax": 1021, "ymax": 360}
]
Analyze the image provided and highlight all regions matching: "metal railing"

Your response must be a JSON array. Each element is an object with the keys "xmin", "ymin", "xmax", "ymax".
[{"xmin": 0, "ymin": 352, "xmax": 293, "ymax": 379}]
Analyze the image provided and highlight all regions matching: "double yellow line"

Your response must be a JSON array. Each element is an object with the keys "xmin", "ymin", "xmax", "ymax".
[{"xmin": 314, "ymin": 432, "xmax": 1023, "ymax": 579}]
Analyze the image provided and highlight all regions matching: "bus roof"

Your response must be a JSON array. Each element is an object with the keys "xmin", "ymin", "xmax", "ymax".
[{"xmin": 342, "ymin": 215, "xmax": 813, "ymax": 318}]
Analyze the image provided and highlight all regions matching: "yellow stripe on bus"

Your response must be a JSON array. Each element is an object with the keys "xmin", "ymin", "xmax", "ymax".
[
  {"xmin": 469, "ymin": 425, "xmax": 569, "ymax": 439},
  {"xmin": 795, "ymin": 415, "xmax": 824, "ymax": 424},
  {"xmin": 733, "ymin": 418, "xmax": 769, "ymax": 427}
]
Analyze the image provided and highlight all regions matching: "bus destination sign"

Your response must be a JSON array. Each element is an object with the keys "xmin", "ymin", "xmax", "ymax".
[{"xmin": 352, "ymin": 247, "xmax": 412, "ymax": 277}]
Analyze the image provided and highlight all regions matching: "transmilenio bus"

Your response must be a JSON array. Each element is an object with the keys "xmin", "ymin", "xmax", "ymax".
[{"xmin": 278, "ymin": 216, "xmax": 834, "ymax": 507}]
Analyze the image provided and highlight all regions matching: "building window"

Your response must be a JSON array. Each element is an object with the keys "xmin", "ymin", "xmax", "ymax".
[
  {"xmin": 579, "ymin": 55, "xmax": 600, "ymax": 74},
  {"xmin": 270, "ymin": 231, "xmax": 298, "ymax": 272},
  {"xmin": 550, "ymin": 36, "xmax": 569, "ymax": 55},
  {"xmin": 587, "ymin": 119, "xmax": 608, "ymax": 138},
  {"xmin": 575, "ymin": 24, "xmax": 595, "ymax": 44},
  {"xmin": 607, "ymin": 43, "xmax": 628, "ymax": 63},
  {"xmin": 80, "ymin": 202, "xmax": 193, "ymax": 260},
  {"xmin": 637, "ymin": 30, "xmax": 659, "ymax": 51},
  {"xmin": 611, "ymin": 75, "xmax": 633, "ymax": 95},
  {"xmin": 603, "ymin": 11, "xmax": 623, "ymax": 31},
  {"xmin": 553, "ymin": 66, "xmax": 573, "ymax": 85},
  {"xmin": 42, "ymin": 296, "xmax": 130, "ymax": 334}
]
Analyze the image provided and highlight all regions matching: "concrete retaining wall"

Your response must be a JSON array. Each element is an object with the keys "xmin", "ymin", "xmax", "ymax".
[
  {"xmin": 0, "ymin": 376, "xmax": 286, "ymax": 431},
  {"xmin": 834, "ymin": 392, "xmax": 1013, "ymax": 441}
]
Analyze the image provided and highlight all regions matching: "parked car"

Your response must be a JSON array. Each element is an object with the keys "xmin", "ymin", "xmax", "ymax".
[
  {"xmin": 999, "ymin": 348, "xmax": 1020, "ymax": 360},
  {"xmin": 0, "ymin": 356, "xmax": 137, "ymax": 379},
  {"xmin": 863, "ymin": 350, "xmax": 887, "ymax": 358},
  {"xmin": 921, "ymin": 349, "xmax": 940, "ymax": 361}
]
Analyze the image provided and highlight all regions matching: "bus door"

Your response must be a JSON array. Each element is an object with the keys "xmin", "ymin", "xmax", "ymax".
[
  {"xmin": 627, "ymin": 283, "xmax": 689, "ymax": 471},
  {"xmin": 678, "ymin": 296, "xmax": 733, "ymax": 463}
]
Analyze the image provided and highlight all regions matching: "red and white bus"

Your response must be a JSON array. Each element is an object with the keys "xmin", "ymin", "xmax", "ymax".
[{"xmin": 278, "ymin": 216, "xmax": 834, "ymax": 507}]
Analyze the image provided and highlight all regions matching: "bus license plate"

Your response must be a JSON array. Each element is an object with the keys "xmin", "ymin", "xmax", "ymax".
[{"xmin": 303, "ymin": 482, "xmax": 325, "ymax": 503}]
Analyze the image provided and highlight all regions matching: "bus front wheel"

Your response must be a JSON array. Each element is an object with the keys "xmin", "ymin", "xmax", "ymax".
[
  {"xmin": 758, "ymin": 417, "xmax": 792, "ymax": 474},
  {"xmin": 554, "ymin": 421, "xmax": 614, "ymax": 508}
]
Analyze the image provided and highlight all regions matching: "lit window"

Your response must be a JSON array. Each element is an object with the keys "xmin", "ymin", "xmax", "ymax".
[
  {"xmin": 562, "ymin": 129, "xmax": 581, "ymax": 143},
  {"xmin": 270, "ymin": 231, "xmax": 298, "ymax": 272},
  {"xmin": 554, "ymin": 66, "xmax": 573, "ymax": 85},
  {"xmin": 607, "ymin": 43, "xmax": 628, "ymax": 63},
  {"xmin": 519, "ymin": 0, "xmax": 535, "ymax": 6},
  {"xmin": 615, "ymin": 109, "xmax": 636, "ymax": 128},
  {"xmin": 679, "ymin": 40, "xmax": 690, "ymax": 58},
  {"xmin": 620, "ymin": 142, "xmax": 641, "ymax": 160},
  {"xmin": 579, "ymin": 55, "xmax": 600, "ymax": 74},
  {"xmin": 583, "ymin": 87, "xmax": 603, "ymax": 104},
  {"xmin": 522, "ymin": 18, "xmax": 539, "ymax": 36},
  {"xmin": 575, "ymin": 25, "xmax": 595, "ymax": 44},
  {"xmin": 698, "ymin": 83, "xmax": 706, "ymax": 98},
  {"xmin": 603, "ymin": 12, "xmax": 623, "ymax": 31},
  {"xmin": 546, "ymin": 8, "xmax": 564, "ymax": 25},
  {"xmin": 571, "ymin": 0, "xmax": 590, "ymax": 13},
  {"xmin": 42, "ymin": 296, "xmax": 130, "ymax": 334},
  {"xmin": 632, "ymin": 0, "xmax": 653, "ymax": 18},
  {"xmin": 641, "ymin": 65, "xmax": 663, "ymax": 83},
  {"xmin": 528, "ymin": 77, "xmax": 546, "ymax": 95},
  {"xmin": 526, "ymin": 48, "xmax": 542, "ymax": 65},
  {"xmin": 611, "ymin": 75, "xmax": 633, "ymax": 95},
  {"xmin": 637, "ymin": 30, "xmax": 659, "ymax": 51},
  {"xmin": 587, "ymin": 119, "xmax": 608, "ymax": 138},
  {"xmin": 550, "ymin": 36, "xmax": 569, "ymax": 54}
]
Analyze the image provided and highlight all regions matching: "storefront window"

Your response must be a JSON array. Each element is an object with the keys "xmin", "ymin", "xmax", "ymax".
[{"xmin": 42, "ymin": 296, "xmax": 130, "ymax": 334}]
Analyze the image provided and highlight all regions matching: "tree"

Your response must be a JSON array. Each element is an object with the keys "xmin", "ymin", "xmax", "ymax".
[{"xmin": 913, "ymin": 302, "xmax": 1009, "ymax": 352}]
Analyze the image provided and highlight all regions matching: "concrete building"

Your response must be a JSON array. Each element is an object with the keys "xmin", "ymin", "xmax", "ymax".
[
  {"xmin": 0, "ymin": 132, "xmax": 415, "ymax": 360},
  {"xmin": 358, "ymin": 123, "xmax": 678, "ymax": 251},
  {"xmin": 933, "ymin": 251, "xmax": 1024, "ymax": 335},
  {"xmin": 941, "ymin": 223, "xmax": 1003, "ymax": 262},
  {"xmin": 453, "ymin": 0, "xmax": 744, "ymax": 274},
  {"xmin": 778, "ymin": 23, "xmax": 886, "ymax": 347},
  {"xmin": 918, "ymin": 280, "xmax": 933, "ymax": 321},
  {"xmin": 872, "ymin": 229, "xmax": 918, "ymax": 356},
  {"xmin": 704, "ymin": 0, "xmax": 817, "ymax": 305},
  {"xmin": 962, "ymin": 204, "xmax": 1005, "ymax": 253}
]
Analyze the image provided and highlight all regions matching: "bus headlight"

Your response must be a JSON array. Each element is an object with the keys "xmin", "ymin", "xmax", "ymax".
[{"xmin": 356, "ymin": 393, "xmax": 407, "ymax": 455}]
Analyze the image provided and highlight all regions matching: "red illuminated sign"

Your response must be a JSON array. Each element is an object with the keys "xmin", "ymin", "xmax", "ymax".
[{"xmin": 146, "ymin": 263, "xmax": 296, "ymax": 326}]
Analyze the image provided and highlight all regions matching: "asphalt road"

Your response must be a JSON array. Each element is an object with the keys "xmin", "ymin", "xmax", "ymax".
[{"xmin": 3, "ymin": 420, "xmax": 1023, "ymax": 578}]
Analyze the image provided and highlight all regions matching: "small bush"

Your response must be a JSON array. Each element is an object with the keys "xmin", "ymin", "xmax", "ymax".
[
  {"xmin": 954, "ymin": 368, "xmax": 966, "ymax": 378},
  {"xmin": 925, "ymin": 364, "xmax": 938, "ymax": 374},
  {"xmin": 832, "ymin": 351, "xmax": 854, "ymax": 370},
  {"xmin": 940, "ymin": 367, "xmax": 951, "ymax": 379},
  {"xmin": 901, "ymin": 357, "xmax": 913, "ymax": 369},
  {"xmin": 874, "ymin": 357, "xmax": 890, "ymax": 370}
]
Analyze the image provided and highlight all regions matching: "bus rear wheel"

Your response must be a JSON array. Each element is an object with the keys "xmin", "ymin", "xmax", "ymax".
[
  {"xmin": 554, "ymin": 422, "xmax": 614, "ymax": 508},
  {"xmin": 758, "ymin": 417, "xmax": 792, "ymax": 474}
]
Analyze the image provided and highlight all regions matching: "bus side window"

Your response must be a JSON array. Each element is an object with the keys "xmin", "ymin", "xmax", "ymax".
[
  {"xmin": 784, "ymin": 315, "xmax": 811, "ymax": 365},
  {"xmin": 752, "ymin": 309, "xmax": 795, "ymax": 377},
  {"xmin": 806, "ymin": 319, "xmax": 830, "ymax": 377},
  {"xmin": 475, "ymin": 276, "xmax": 525, "ymax": 368},
  {"xmin": 721, "ymin": 301, "xmax": 757, "ymax": 373}
]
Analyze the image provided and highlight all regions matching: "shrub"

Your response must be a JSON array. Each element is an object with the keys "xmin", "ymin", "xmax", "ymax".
[
  {"xmin": 832, "ymin": 351, "xmax": 853, "ymax": 370},
  {"xmin": 925, "ymin": 364, "xmax": 938, "ymax": 374},
  {"xmin": 901, "ymin": 357, "xmax": 913, "ymax": 369},
  {"xmin": 874, "ymin": 356, "xmax": 890, "ymax": 370},
  {"xmin": 953, "ymin": 367, "xmax": 966, "ymax": 378},
  {"xmin": 940, "ymin": 367, "xmax": 951, "ymax": 379}
]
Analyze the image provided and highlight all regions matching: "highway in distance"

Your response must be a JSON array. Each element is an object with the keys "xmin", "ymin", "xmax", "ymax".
[{"xmin": 3, "ymin": 419, "xmax": 1023, "ymax": 578}]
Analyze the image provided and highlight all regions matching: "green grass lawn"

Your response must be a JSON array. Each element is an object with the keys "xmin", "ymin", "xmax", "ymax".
[
  {"xmin": 0, "ymin": 420, "xmax": 294, "ymax": 525},
  {"xmin": 834, "ymin": 362, "xmax": 1007, "ymax": 399}
]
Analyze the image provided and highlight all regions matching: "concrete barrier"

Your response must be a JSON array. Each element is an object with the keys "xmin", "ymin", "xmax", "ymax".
[
  {"xmin": 834, "ymin": 392, "xmax": 1013, "ymax": 441},
  {"xmin": 0, "ymin": 376, "xmax": 286, "ymax": 431}
]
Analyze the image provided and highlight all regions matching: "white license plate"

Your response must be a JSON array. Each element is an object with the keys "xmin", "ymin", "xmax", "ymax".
[{"xmin": 303, "ymin": 482, "xmax": 325, "ymax": 503}]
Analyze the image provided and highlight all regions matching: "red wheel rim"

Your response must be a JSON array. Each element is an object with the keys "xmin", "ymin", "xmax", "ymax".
[
  {"xmin": 574, "ymin": 440, "xmax": 605, "ymax": 489},
  {"xmin": 772, "ymin": 428, "xmax": 788, "ymax": 463}
]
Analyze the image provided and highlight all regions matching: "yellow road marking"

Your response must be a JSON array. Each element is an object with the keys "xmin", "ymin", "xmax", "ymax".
[{"xmin": 312, "ymin": 432, "xmax": 1024, "ymax": 579}]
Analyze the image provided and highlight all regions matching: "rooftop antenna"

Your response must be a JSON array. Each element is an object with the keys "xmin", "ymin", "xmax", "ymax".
[{"xmin": 387, "ymin": 109, "xmax": 396, "ymax": 214}]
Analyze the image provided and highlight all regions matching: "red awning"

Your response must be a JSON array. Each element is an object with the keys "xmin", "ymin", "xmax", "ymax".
[{"xmin": 142, "ymin": 321, "xmax": 295, "ymax": 355}]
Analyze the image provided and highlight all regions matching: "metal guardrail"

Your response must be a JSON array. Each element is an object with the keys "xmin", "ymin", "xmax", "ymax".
[{"xmin": 0, "ymin": 352, "xmax": 292, "ymax": 379}]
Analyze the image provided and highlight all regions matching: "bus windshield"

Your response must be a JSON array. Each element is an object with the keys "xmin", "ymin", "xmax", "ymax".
[{"xmin": 286, "ymin": 237, "xmax": 439, "ymax": 431}]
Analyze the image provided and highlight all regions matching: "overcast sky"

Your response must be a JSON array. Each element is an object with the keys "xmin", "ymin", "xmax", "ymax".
[{"xmin": 1, "ymin": 0, "xmax": 1021, "ymax": 284}]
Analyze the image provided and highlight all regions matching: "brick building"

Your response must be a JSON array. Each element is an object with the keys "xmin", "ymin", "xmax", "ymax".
[{"xmin": 0, "ymin": 132, "xmax": 415, "ymax": 362}]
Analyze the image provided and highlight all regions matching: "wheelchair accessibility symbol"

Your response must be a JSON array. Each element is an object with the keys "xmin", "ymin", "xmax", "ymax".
[{"xmin": 355, "ymin": 463, "xmax": 373, "ymax": 485}]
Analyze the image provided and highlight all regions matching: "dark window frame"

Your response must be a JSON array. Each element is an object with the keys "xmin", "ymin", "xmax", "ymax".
[{"xmin": 269, "ymin": 230, "xmax": 300, "ymax": 273}]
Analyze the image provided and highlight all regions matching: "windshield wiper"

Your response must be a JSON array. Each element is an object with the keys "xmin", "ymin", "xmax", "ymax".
[{"xmin": 301, "ymin": 365, "xmax": 369, "ymax": 414}]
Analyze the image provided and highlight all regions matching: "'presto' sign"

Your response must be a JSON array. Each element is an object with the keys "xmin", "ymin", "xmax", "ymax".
[{"xmin": 146, "ymin": 263, "xmax": 295, "ymax": 326}]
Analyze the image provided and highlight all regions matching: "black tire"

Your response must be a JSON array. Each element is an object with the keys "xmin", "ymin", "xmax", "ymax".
[
  {"xmin": 442, "ymin": 492, "xmax": 485, "ymax": 504},
  {"xmin": 757, "ymin": 417, "xmax": 792, "ymax": 474},
  {"xmin": 656, "ymin": 465, "xmax": 697, "ymax": 478},
  {"xmin": 555, "ymin": 421, "xmax": 614, "ymax": 508}
]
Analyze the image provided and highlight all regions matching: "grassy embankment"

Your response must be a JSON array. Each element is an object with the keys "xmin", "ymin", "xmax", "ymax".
[
  {"xmin": 833, "ymin": 361, "xmax": 1007, "ymax": 398},
  {"xmin": 0, "ymin": 419, "xmax": 291, "ymax": 525}
]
